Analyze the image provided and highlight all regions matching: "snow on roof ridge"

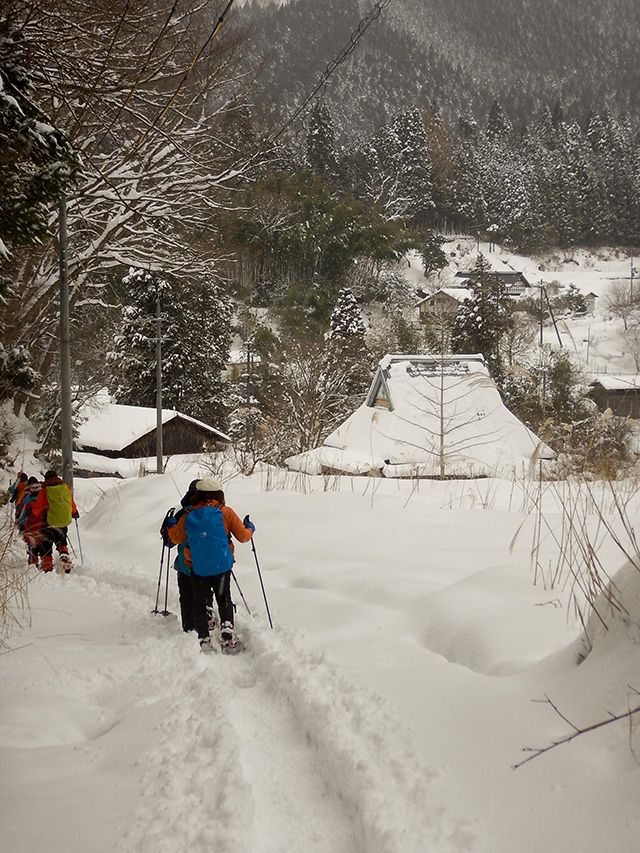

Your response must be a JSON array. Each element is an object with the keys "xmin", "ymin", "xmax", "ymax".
[{"xmin": 378, "ymin": 353, "xmax": 485, "ymax": 369}]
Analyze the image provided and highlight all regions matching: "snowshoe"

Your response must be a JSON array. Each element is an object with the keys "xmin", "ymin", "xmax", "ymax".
[
  {"xmin": 60, "ymin": 554, "xmax": 73, "ymax": 574},
  {"xmin": 219, "ymin": 637, "xmax": 245, "ymax": 655},
  {"xmin": 219, "ymin": 622, "xmax": 244, "ymax": 655},
  {"xmin": 199, "ymin": 637, "xmax": 216, "ymax": 654}
]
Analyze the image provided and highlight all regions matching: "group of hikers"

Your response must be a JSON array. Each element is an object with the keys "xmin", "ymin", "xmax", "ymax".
[
  {"xmin": 7, "ymin": 468, "xmax": 254, "ymax": 652},
  {"xmin": 161, "ymin": 477, "xmax": 255, "ymax": 654},
  {"xmin": 8, "ymin": 470, "xmax": 79, "ymax": 573}
]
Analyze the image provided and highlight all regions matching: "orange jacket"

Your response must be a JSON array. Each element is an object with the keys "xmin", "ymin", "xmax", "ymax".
[{"xmin": 168, "ymin": 499, "xmax": 252, "ymax": 569}]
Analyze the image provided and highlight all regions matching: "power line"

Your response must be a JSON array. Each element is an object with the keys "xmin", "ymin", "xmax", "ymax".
[{"xmin": 253, "ymin": 0, "xmax": 395, "ymax": 157}]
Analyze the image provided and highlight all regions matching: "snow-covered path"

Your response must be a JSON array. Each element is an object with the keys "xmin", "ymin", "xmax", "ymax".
[
  {"xmin": 1, "ymin": 554, "xmax": 459, "ymax": 853},
  {"xmin": 5, "ymin": 470, "xmax": 640, "ymax": 853}
]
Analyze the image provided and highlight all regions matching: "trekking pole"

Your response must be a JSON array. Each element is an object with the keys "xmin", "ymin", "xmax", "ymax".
[
  {"xmin": 231, "ymin": 569, "xmax": 252, "ymax": 616},
  {"xmin": 247, "ymin": 521, "xmax": 273, "ymax": 629},
  {"xmin": 153, "ymin": 541, "xmax": 165, "ymax": 614},
  {"xmin": 74, "ymin": 518, "xmax": 84, "ymax": 564},
  {"xmin": 162, "ymin": 545, "xmax": 171, "ymax": 616},
  {"xmin": 154, "ymin": 508, "xmax": 175, "ymax": 616}
]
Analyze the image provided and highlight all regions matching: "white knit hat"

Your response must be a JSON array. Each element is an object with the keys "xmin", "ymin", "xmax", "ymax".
[{"xmin": 196, "ymin": 477, "xmax": 223, "ymax": 492}]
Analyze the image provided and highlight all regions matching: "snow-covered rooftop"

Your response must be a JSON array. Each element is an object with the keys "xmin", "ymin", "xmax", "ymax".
[
  {"xmin": 76, "ymin": 393, "xmax": 230, "ymax": 451},
  {"xmin": 287, "ymin": 355, "xmax": 552, "ymax": 478},
  {"xmin": 416, "ymin": 288, "xmax": 472, "ymax": 306},
  {"xmin": 590, "ymin": 375, "xmax": 640, "ymax": 391}
]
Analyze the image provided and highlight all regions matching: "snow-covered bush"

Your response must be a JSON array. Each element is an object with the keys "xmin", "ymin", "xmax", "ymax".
[{"xmin": 539, "ymin": 412, "xmax": 633, "ymax": 480}]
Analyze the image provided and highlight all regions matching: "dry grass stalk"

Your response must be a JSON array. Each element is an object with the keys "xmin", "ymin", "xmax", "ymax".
[
  {"xmin": 0, "ymin": 512, "xmax": 33, "ymax": 648},
  {"xmin": 525, "ymin": 476, "xmax": 640, "ymax": 627}
]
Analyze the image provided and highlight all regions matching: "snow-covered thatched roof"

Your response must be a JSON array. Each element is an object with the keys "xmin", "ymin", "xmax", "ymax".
[
  {"xmin": 286, "ymin": 355, "xmax": 553, "ymax": 478},
  {"xmin": 76, "ymin": 392, "xmax": 230, "ymax": 452}
]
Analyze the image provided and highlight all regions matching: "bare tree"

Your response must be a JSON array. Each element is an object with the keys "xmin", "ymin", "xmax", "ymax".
[
  {"xmin": 502, "ymin": 310, "xmax": 538, "ymax": 367},
  {"xmin": 604, "ymin": 280, "xmax": 640, "ymax": 331},
  {"xmin": 4, "ymin": 0, "xmax": 262, "ymax": 382}
]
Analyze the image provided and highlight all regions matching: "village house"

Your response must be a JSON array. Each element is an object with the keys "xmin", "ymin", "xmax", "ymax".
[
  {"xmin": 454, "ymin": 269, "xmax": 533, "ymax": 297},
  {"xmin": 588, "ymin": 375, "xmax": 640, "ymax": 418},
  {"xmin": 73, "ymin": 393, "xmax": 231, "ymax": 476},
  {"xmin": 286, "ymin": 354, "xmax": 554, "ymax": 479},
  {"xmin": 416, "ymin": 287, "xmax": 471, "ymax": 324}
]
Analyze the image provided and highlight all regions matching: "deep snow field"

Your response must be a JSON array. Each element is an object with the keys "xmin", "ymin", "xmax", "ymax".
[{"xmin": 2, "ymin": 467, "xmax": 640, "ymax": 853}]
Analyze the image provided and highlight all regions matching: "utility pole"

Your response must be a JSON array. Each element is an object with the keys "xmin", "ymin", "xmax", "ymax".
[
  {"xmin": 542, "ymin": 285, "xmax": 563, "ymax": 348},
  {"xmin": 539, "ymin": 280, "xmax": 544, "ymax": 348},
  {"xmin": 538, "ymin": 281, "xmax": 546, "ymax": 418},
  {"xmin": 155, "ymin": 283, "xmax": 163, "ymax": 474},
  {"xmin": 585, "ymin": 325, "xmax": 591, "ymax": 365},
  {"xmin": 245, "ymin": 338, "xmax": 252, "ymax": 452},
  {"xmin": 59, "ymin": 196, "xmax": 73, "ymax": 488}
]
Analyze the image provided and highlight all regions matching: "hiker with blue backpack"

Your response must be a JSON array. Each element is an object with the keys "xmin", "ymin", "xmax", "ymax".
[{"xmin": 166, "ymin": 477, "xmax": 254, "ymax": 653}]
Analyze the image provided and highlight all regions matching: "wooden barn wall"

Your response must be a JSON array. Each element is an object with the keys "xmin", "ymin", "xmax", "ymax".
[
  {"xmin": 589, "ymin": 387, "xmax": 640, "ymax": 418},
  {"xmin": 122, "ymin": 419, "xmax": 225, "ymax": 457},
  {"xmin": 78, "ymin": 419, "xmax": 229, "ymax": 459}
]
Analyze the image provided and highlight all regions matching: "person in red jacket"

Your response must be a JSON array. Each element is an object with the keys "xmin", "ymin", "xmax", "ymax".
[
  {"xmin": 31, "ymin": 470, "xmax": 79, "ymax": 573},
  {"xmin": 18, "ymin": 477, "xmax": 43, "ymax": 567}
]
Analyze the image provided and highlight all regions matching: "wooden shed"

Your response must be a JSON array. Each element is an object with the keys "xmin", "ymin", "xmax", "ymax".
[
  {"xmin": 588, "ymin": 376, "xmax": 640, "ymax": 418},
  {"xmin": 75, "ymin": 398, "xmax": 231, "ymax": 459}
]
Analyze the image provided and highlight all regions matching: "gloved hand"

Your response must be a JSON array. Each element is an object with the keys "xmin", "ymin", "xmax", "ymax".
[
  {"xmin": 72, "ymin": 510, "xmax": 80, "ymax": 520},
  {"xmin": 160, "ymin": 515, "xmax": 177, "ymax": 547},
  {"xmin": 243, "ymin": 514, "xmax": 255, "ymax": 532}
]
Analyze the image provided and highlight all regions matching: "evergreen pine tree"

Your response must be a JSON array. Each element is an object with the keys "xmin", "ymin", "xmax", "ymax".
[
  {"xmin": 450, "ymin": 254, "xmax": 513, "ymax": 381},
  {"xmin": 108, "ymin": 269, "xmax": 231, "ymax": 427},
  {"xmin": 486, "ymin": 100, "xmax": 513, "ymax": 141},
  {"xmin": 322, "ymin": 287, "xmax": 371, "ymax": 422},
  {"xmin": 389, "ymin": 108, "xmax": 435, "ymax": 227},
  {"xmin": 357, "ymin": 108, "xmax": 434, "ymax": 226},
  {"xmin": 451, "ymin": 118, "xmax": 487, "ymax": 229},
  {"xmin": 306, "ymin": 101, "xmax": 338, "ymax": 181}
]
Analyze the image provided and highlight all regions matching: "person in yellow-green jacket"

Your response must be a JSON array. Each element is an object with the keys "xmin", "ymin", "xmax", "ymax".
[{"xmin": 31, "ymin": 470, "xmax": 79, "ymax": 573}]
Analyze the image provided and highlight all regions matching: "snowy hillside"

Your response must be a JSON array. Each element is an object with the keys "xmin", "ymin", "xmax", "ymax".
[{"xmin": 2, "ymin": 470, "xmax": 640, "ymax": 852}]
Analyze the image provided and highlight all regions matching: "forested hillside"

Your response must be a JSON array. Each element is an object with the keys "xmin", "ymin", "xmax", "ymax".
[{"xmin": 236, "ymin": 0, "xmax": 640, "ymax": 133}]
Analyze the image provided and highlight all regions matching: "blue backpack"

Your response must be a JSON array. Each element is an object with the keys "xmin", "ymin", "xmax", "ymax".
[{"xmin": 185, "ymin": 505, "xmax": 234, "ymax": 577}]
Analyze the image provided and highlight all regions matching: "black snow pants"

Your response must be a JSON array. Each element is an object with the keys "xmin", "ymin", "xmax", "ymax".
[
  {"xmin": 37, "ymin": 526, "xmax": 69, "ymax": 558},
  {"xmin": 177, "ymin": 571, "xmax": 213, "ymax": 633},
  {"xmin": 190, "ymin": 572, "xmax": 234, "ymax": 640}
]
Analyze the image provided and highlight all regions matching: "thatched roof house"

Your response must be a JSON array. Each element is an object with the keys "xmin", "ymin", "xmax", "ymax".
[{"xmin": 286, "ymin": 354, "xmax": 553, "ymax": 478}]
